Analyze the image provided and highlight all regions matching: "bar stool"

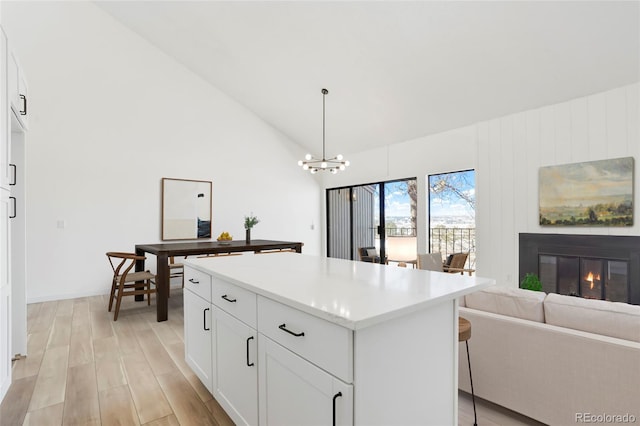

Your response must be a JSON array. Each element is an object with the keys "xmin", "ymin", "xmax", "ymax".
[{"xmin": 459, "ymin": 316, "xmax": 477, "ymax": 426}]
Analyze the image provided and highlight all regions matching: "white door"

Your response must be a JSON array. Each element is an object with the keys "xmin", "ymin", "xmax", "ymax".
[
  {"xmin": 258, "ymin": 334, "xmax": 353, "ymax": 426},
  {"xmin": 214, "ymin": 307, "xmax": 258, "ymax": 426},
  {"xmin": 1, "ymin": 30, "xmax": 10, "ymax": 189},
  {"xmin": 183, "ymin": 289, "xmax": 212, "ymax": 393},
  {"xmin": 0, "ymin": 188, "xmax": 11, "ymax": 401},
  {"xmin": 9, "ymin": 129, "xmax": 25, "ymax": 357}
]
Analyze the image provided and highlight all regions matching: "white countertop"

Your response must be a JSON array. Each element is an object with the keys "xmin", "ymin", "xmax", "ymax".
[{"xmin": 183, "ymin": 253, "xmax": 494, "ymax": 330}]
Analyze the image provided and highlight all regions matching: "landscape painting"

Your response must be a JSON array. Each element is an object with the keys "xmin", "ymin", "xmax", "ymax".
[{"xmin": 539, "ymin": 157, "xmax": 634, "ymax": 226}]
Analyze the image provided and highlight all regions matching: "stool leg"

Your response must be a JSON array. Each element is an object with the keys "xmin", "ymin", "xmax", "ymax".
[{"xmin": 466, "ymin": 340, "xmax": 478, "ymax": 426}]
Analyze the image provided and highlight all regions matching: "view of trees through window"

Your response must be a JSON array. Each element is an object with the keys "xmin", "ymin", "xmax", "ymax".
[{"xmin": 428, "ymin": 170, "xmax": 476, "ymax": 269}]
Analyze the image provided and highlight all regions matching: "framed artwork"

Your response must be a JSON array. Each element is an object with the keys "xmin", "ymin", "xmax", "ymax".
[{"xmin": 539, "ymin": 157, "xmax": 633, "ymax": 226}]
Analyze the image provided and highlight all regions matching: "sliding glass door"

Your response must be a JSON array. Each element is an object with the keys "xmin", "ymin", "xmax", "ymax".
[
  {"xmin": 327, "ymin": 178, "xmax": 416, "ymax": 264},
  {"xmin": 383, "ymin": 180, "xmax": 417, "ymax": 265}
]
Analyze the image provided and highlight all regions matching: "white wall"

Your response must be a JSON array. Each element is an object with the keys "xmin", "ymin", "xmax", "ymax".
[
  {"xmin": 477, "ymin": 83, "xmax": 640, "ymax": 288},
  {"xmin": 1, "ymin": 2, "xmax": 322, "ymax": 302},
  {"xmin": 323, "ymin": 83, "xmax": 639, "ymax": 288}
]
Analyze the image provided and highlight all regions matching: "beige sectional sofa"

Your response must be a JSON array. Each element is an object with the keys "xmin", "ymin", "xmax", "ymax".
[{"xmin": 458, "ymin": 286, "xmax": 640, "ymax": 425}]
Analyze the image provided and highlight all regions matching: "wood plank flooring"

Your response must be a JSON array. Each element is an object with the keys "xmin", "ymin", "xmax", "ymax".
[{"xmin": 1, "ymin": 287, "xmax": 544, "ymax": 425}]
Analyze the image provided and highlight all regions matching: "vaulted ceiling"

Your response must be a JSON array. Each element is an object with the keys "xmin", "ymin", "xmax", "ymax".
[{"xmin": 96, "ymin": 1, "xmax": 639, "ymax": 156}]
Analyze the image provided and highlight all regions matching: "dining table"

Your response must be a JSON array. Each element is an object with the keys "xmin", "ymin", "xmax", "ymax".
[{"xmin": 134, "ymin": 239, "xmax": 303, "ymax": 321}]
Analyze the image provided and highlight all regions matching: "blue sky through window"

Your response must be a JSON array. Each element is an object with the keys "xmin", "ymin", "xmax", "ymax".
[{"xmin": 429, "ymin": 170, "xmax": 476, "ymax": 219}]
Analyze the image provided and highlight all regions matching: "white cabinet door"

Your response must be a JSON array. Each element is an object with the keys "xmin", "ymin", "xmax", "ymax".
[
  {"xmin": 8, "ymin": 51, "xmax": 27, "ymax": 131},
  {"xmin": 0, "ymin": 189, "xmax": 11, "ymax": 401},
  {"xmin": 258, "ymin": 334, "xmax": 353, "ymax": 426},
  {"xmin": 184, "ymin": 289, "xmax": 213, "ymax": 393},
  {"xmin": 214, "ymin": 307, "xmax": 258, "ymax": 426},
  {"xmin": 0, "ymin": 30, "xmax": 10, "ymax": 190},
  {"xmin": 7, "ymin": 52, "xmax": 18, "ymax": 117}
]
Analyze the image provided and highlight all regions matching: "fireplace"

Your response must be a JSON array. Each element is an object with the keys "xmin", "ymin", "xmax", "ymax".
[{"xmin": 519, "ymin": 233, "xmax": 640, "ymax": 305}]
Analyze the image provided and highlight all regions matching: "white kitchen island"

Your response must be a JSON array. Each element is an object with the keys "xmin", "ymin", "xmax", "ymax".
[{"xmin": 182, "ymin": 253, "xmax": 494, "ymax": 426}]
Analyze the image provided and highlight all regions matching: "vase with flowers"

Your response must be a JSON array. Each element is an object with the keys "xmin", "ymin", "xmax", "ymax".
[{"xmin": 244, "ymin": 214, "xmax": 260, "ymax": 243}]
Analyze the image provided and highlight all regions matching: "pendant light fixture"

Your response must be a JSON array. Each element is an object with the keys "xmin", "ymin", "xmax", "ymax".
[{"xmin": 298, "ymin": 88, "xmax": 350, "ymax": 174}]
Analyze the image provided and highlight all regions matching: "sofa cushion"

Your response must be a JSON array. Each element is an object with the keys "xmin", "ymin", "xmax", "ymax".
[
  {"xmin": 544, "ymin": 293, "xmax": 640, "ymax": 343},
  {"xmin": 464, "ymin": 286, "xmax": 546, "ymax": 322}
]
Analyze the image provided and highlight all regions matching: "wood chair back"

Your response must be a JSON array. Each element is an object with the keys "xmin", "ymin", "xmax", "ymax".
[
  {"xmin": 444, "ymin": 252, "xmax": 474, "ymax": 275},
  {"xmin": 446, "ymin": 252, "xmax": 468, "ymax": 270}
]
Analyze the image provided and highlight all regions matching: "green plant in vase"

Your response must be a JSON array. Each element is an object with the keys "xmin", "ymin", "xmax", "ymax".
[
  {"xmin": 521, "ymin": 273, "xmax": 543, "ymax": 291},
  {"xmin": 244, "ymin": 214, "xmax": 260, "ymax": 243}
]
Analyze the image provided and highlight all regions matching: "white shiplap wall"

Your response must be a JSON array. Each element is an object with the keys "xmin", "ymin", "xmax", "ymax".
[{"xmin": 476, "ymin": 83, "xmax": 640, "ymax": 288}]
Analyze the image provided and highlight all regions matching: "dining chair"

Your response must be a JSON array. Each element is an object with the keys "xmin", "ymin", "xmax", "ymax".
[
  {"xmin": 417, "ymin": 252, "xmax": 444, "ymax": 271},
  {"xmin": 106, "ymin": 252, "xmax": 156, "ymax": 321},
  {"xmin": 168, "ymin": 256, "xmax": 184, "ymax": 297}
]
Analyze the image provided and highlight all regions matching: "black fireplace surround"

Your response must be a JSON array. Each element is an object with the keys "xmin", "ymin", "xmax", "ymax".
[{"xmin": 519, "ymin": 233, "xmax": 640, "ymax": 305}]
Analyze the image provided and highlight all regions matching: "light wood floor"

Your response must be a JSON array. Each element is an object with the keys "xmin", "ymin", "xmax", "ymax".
[{"xmin": 1, "ymin": 287, "xmax": 544, "ymax": 425}]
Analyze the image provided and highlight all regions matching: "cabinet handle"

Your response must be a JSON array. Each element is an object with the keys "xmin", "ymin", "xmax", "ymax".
[
  {"xmin": 9, "ymin": 197, "xmax": 16, "ymax": 219},
  {"xmin": 20, "ymin": 95, "xmax": 26, "ymax": 115},
  {"xmin": 278, "ymin": 323, "xmax": 304, "ymax": 337},
  {"xmin": 188, "ymin": 278, "xmax": 199, "ymax": 284},
  {"xmin": 203, "ymin": 308, "xmax": 210, "ymax": 331},
  {"xmin": 9, "ymin": 164, "xmax": 16, "ymax": 186},
  {"xmin": 332, "ymin": 391, "xmax": 343, "ymax": 426},
  {"xmin": 221, "ymin": 294, "xmax": 237, "ymax": 303},
  {"xmin": 246, "ymin": 336, "xmax": 254, "ymax": 367}
]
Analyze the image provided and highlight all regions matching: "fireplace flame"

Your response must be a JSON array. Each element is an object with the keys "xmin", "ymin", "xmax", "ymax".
[{"xmin": 585, "ymin": 272, "xmax": 601, "ymax": 290}]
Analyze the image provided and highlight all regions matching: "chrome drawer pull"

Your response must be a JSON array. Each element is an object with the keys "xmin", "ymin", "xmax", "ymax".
[{"xmin": 278, "ymin": 323, "xmax": 305, "ymax": 337}]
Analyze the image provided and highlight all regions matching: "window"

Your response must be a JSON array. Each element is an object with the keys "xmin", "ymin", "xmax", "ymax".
[{"xmin": 428, "ymin": 170, "xmax": 475, "ymax": 270}]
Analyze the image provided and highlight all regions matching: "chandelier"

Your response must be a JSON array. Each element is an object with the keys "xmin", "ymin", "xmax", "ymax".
[{"xmin": 298, "ymin": 88, "xmax": 350, "ymax": 174}]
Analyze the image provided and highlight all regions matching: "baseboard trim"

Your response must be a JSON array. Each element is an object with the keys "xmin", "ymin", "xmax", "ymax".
[{"xmin": 27, "ymin": 287, "xmax": 111, "ymax": 304}]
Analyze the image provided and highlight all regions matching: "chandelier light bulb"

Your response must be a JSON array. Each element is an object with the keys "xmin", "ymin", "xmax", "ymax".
[
  {"xmin": 344, "ymin": 160, "xmax": 350, "ymax": 167},
  {"xmin": 321, "ymin": 161, "xmax": 328, "ymax": 169},
  {"xmin": 336, "ymin": 154, "xmax": 343, "ymax": 161},
  {"xmin": 297, "ymin": 160, "xmax": 303, "ymax": 166},
  {"xmin": 310, "ymin": 168, "xmax": 317, "ymax": 174},
  {"xmin": 303, "ymin": 164, "xmax": 309, "ymax": 170},
  {"xmin": 339, "ymin": 165, "xmax": 345, "ymax": 171},
  {"xmin": 305, "ymin": 154, "xmax": 312, "ymax": 160}
]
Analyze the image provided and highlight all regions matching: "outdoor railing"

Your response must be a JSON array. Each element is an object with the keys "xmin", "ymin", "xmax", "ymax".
[
  {"xmin": 378, "ymin": 226, "xmax": 476, "ymax": 270},
  {"xmin": 430, "ymin": 227, "xmax": 476, "ymax": 269},
  {"xmin": 385, "ymin": 227, "xmax": 417, "ymax": 237}
]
